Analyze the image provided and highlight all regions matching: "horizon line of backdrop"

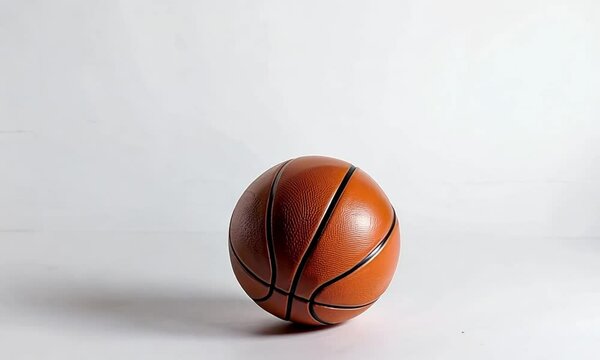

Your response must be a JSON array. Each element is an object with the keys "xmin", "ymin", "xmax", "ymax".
[{"xmin": 1, "ymin": 0, "xmax": 599, "ymax": 237}]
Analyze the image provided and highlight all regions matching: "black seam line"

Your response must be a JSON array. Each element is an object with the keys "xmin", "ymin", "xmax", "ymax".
[
  {"xmin": 284, "ymin": 165, "xmax": 357, "ymax": 321},
  {"xmin": 230, "ymin": 239, "xmax": 373, "ymax": 309},
  {"xmin": 253, "ymin": 159, "xmax": 293, "ymax": 302},
  {"xmin": 228, "ymin": 238, "xmax": 308, "ymax": 301},
  {"xmin": 304, "ymin": 299, "xmax": 378, "ymax": 328},
  {"xmin": 261, "ymin": 282, "xmax": 375, "ymax": 308},
  {"xmin": 229, "ymin": 238, "xmax": 270, "ymax": 288},
  {"xmin": 309, "ymin": 208, "xmax": 397, "ymax": 325},
  {"xmin": 256, "ymin": 297, "xmax": 376, "ymax": 310},
  {"xmin": 312, "ymin": 299, "xmax": 378, "ymax": 309}
]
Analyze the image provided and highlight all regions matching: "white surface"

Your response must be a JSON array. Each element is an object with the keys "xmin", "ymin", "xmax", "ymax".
[
  {"xmin": 1, "ymin": 231, "xmax": 599, "ymax": 359},
  {"xmin": 1, "ymin": 0, "xmax": 600, "ymax": 358}
]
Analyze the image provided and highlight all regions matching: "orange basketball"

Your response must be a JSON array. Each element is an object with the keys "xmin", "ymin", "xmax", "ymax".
[{"xmin": 229, "ymin": 156, "xmax": 400, "ymax": 325}]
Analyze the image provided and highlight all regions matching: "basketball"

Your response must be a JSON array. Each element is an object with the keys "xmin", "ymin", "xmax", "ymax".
[{"xmin": 229, "ymin": 156, "xmax": 400, "ymax": 325}]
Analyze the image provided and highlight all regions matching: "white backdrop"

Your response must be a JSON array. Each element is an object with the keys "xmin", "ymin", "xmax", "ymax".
[
  {"xmin": 1, "ymin": 1, "xmax": 599, "ymax": 359},
  {"xmin": 3, "ymin": 0, "xmax": 599, "ymax": 235}
]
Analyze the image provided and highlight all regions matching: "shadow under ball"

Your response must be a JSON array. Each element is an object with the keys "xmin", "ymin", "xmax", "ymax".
[{"xmin": 229, "ymin": 156, "xmax": 400, "ymax": 325}]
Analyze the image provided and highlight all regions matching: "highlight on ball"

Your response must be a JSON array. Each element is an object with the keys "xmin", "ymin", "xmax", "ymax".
[{"xmin": 229, "ymin": 156, "xmax": 400, "ymax": 325}]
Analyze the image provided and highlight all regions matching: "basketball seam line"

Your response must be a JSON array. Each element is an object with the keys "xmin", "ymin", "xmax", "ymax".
[
  {"xmin": 308, "ymin": 208, "xmax": 397, "ymax": 325},
  {"xmin": 229, "ymin": 239, "xmax": 374, "ymax": 309},
  {"xmin": 254, "ymin": 159, "xmax": 293, "ymax": 302},
  {"xmin": 284, "ymin": 165, "xmax": 357, "ymax": 321}
]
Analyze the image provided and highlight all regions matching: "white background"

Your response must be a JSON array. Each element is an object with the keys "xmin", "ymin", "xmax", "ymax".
[{"xmin": 1, "ymin": 0, "xmax": 599, "ymax": 359}]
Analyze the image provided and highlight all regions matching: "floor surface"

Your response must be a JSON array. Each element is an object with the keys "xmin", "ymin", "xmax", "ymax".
[{"xmin": 1, "ymin": 230, "xmax": 598, "ymax": 359}]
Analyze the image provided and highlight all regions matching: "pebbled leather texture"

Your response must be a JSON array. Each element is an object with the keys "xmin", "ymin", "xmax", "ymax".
[
  {"xmin": 229, "ymin": 156, "xmax": 401, "ymax": 325},
  {"xmin": 229, "ymin": 161, "xmax": 285, "ymax": 283},
  {"xmin": 270, "ymin": 156, "xmax": 350, "ymax": 292}
]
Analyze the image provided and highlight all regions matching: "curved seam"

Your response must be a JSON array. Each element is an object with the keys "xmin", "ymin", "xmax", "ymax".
[
  {"xmin": 308, "ymin": 208, "xmax": 397, "ymax": 324},
  {"xmin": 232, "ymin": 239, "xmax": 378, "ymax": 309},
  {"xmin": 284, "ymin": 165, "xmax": 357, "ymax": 320},
  {"xmin": 229, "ymin": 241, "xmax": 300, "ymax": 301},
  {"xmin": 313, "ymin": 299, "xmax": 378, "ymax": 309},
  {"xmin": 229, "ymin": 238, "xmax": 270, "ymax": 288},
  {"xmin": 254, "ymin": 159, "xmax": 293, "ymax": 302},
  {"xmin": 310, "ymin": 300, "xmax": 377, "ymax": 326}
]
